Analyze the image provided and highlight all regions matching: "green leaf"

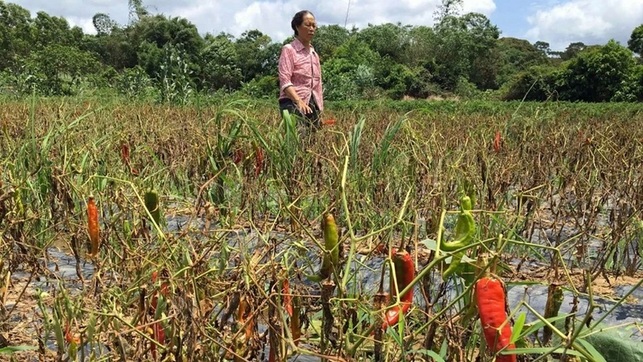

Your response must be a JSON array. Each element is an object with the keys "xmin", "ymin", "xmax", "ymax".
[
  {"xmin": 576, "ymin": 339, "xmax": 607, "ymax": 362},
  {"xmin": 508, "ymin": 346, "xmax": 586, "ymax": 356},
  {"xmin": 510, "ymin": 312, "xmax": 527, "ymax": 344},
  {"xmin": 0, "ymin": 345, "xmax": 37, "ymax": 354},
  {"xmin": 387, "ymin": 325, "xmax": 403, "ymax": 346},
  {"xmin": 420, "ymin": 238, "xmax": 438, "ymax": 251},
  {"xmin": 519, "ymin": 313, "xmax": 572, "ymax": 339},
  {"xmin": 412, "ymin": 349, "xmax": 446, "ymax": 362}
]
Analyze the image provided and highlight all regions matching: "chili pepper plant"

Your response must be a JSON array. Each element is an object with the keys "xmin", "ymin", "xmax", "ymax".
[{"xmin": 0, "ymin": 95, "xmax": 641, "ymax": 361}]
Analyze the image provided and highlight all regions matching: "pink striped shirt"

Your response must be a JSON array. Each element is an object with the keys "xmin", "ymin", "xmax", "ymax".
[{"xmin": 278, "ymin": 38, "xmax": 323, "ymax": 111}]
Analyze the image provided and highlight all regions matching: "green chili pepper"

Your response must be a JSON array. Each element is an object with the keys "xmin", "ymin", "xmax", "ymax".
[
  {"xmin": 441, "ymin": 196, "xmax": 475, "ymax": 251},
  {"xmin": 307, "ymin": 213, "xmax": 340, "ymax": 282},
  {"xmin": 440, "ymin": 196, "xmax": 476, "ymax": 280},
  {"xmin": 144, "ymin": 190, "xmax": 162, "ymax": 226},
  {"xmin": 442, "ymin": 251, "xmax": 464, "ymax": 279}
]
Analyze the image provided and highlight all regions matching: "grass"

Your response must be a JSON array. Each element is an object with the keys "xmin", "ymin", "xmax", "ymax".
[{"xmin": 0, "ymin": 95, "xmax": 641, "ymax": 361}]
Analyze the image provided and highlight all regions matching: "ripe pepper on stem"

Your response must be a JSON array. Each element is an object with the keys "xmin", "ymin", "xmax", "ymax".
[
  {"xmin": 474, "ymin": 260, "xmax": 516, "ymax": 362},
  {"xmin": 149, "ymin": 270, "xmax": 170, "ymax": 360},
  {"xmin": 382, "ymin": 248, "xmax": 415, "ymax": 330},
  {"xmin": 87, "ymin": 196, "xmax": 100, "ymax": 258}
]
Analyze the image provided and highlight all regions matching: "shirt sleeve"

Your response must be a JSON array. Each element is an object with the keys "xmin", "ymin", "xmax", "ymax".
[
  {"xmin": 313, "ymin": 50, "xmax": 324, "ymax": 111},
  {"xmin": 278, "ymin": 45, "xmax": 294, "ymax": 92}
]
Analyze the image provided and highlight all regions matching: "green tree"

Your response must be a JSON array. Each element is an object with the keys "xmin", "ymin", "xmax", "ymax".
[
  {"xmin": 0, "ymin": 2, "xmax": 33, "ymax": 71},
  {"xmin": 632, "ymin": 65, "xmax": 643, "ymax": 100},
  {"xmin": 31, "ymin": 12, "xmax": 83, "ymax": 49},
  {"xmin": 88, "ymin": 27, "xmax": 138, "ymax": 70},
  {"xmin": 22, "ymin": 44, "xmax": 102, "ymax": 95},
  {"xmin": 559, "ymin": 41, "xmax": 586, "ymax": 60},
  {"xmin": 434, "ymin": 0, "xmax": 463, "ymax": 22},
  {"xmin": 131, "ymin": 15, "xmax": 203, "ymax": 82},
  {"xmin": 560, "ymin": 40, "xmax": 636, "ymax": 102},
  {"xmin": 312, "ymin": 25, "xmax": 351, "ymax": 61},
  {"xmin": 128, "ymin": 0, "xmax": 149, "ymax": 23},
  {"xmin": 612, "ymin": 64, "xmax": 643, "ymax": 101},
  {"xmin": 405, "ymin": 26, "xmax": 438, "ymax": 67},
  {"xmin": 235, "ymin": 30, "xmax": 280, "ymax": 83},
  {"xmin": 500, "ymin": 65, "xmax": 561, "ymax": 101},
  {"xmin": 533, "ymin": 41, "xmax": 551, "ymax": 56},
  {"xmin": 134, "ymin": 15, "xmax": 203, "ymax": 56},
  {"xmin": 628, "ymin": 24, "xmax": 643, "ymax": 55},
  {"xmin": 373, "ymin": 58, "xmax": 415, "ymax": 99},
  {"xmin": 357, "ymin": 23, "xmax": 411, "ymax": 63},
  {"xmin": 433, "ymin": 12, "xmax": 500, "ymax": 90},
  {"xmin": 200, "ymin": 33, "xmax": 242, "ymax": 91},
  {"xmin": 494, "ymin": 37, "xmax": 549, "ymax": 86},
  {"xmin": 322, "ymin": 37, "xmax": 380, "ymax": 100},
  {"xmin": 92, "ymin": 13, "xmax": 119, "ymax": 36}
]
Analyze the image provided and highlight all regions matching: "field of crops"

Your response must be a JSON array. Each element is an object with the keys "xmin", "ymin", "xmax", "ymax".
[{"xmin": 0, "ymin": 96, "xmax": 642, "ymax": 361}]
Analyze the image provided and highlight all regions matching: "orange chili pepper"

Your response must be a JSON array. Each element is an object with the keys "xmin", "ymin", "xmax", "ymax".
[
  {"xmin": 493, "ymin": 130, "xmax": 502, "ymax": 153},
  {"xmin": 87, "ymin": 196, "xmax": 100, "ymax": 257},
  {"xmin": 322, "ymin": 118, "xmax": 336, "ymax": 126},
  {"xmin": 282, "ymin": 278, "xmax": 293, "ymax": 317}
]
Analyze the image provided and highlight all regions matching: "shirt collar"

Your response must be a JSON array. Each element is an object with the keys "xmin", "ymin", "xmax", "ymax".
[{"xmin": 292, "ymin": 37, "xmax": 315, "ymax": 54}]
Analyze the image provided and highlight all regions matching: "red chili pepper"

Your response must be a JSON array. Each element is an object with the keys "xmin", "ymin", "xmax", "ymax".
[
  {"xmin": 382, "ymin": 249, "xmax": 415, "ymax": 329},
  {"xmin": 322, "ymin": 118, "xmax": 336, "ymax": 126},
  {"xmin": 150, "ymin": 271, "xmax": 170, "ymax": 311},
  {"xmin": 64, "ymin": 323, "xmax": 80, "ymax": 345},
  {"xmin": 150, "ymin": 270, "xmax": 170, "ymax": 359},
  {"xmin": 493, "ymin": 130, "xmax": 502, "ymax": 153},
  {"xmin": 87, "ymin": 197, "xmax": 100, "ymax": 257},
  {"xmin": 282, "ymin": 278, "xmax": 293, "ymax": 317},
  {"xmin": 290, "ymin": 294, "xmax": 301, "ymax": 346},
  {"xmin": 232, "ymin": 148, "xmax": 244, "ymax": 165},
  {"xmin": 254, "ymin": 145, "xmax": 264, "ymax": 177},
  {"xmin": 475, "ymin": 276, "xmax": 516, "ymax": 362},
  {"xmin": 120, "ymin": 141, "xmax": 130, "ymax": 165},
  {"xmin": 120, "ymin": 141, "xmax": 139, "ymax": 175},
  {"xmin": 150, "ymin": 322, "xmax": 165, "ymax": 359}
]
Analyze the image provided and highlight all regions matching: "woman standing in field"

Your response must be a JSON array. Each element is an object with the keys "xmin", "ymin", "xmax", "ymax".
[{"xmin": 278, "ymin": 10, "xmax": 324, "ymax": 130}]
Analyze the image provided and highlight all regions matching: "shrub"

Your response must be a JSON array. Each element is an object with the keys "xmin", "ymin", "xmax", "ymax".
[{"xmin": 500, "ymin": 65, "xmax": 561, "ymax": 101}]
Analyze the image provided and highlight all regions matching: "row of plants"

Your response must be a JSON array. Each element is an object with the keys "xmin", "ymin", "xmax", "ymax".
[{"xmin": 0, "ymin": 96, "xmax": 641, "ymax": 361}]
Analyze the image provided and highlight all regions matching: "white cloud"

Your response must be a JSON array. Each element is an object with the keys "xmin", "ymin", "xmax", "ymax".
[
  {"xmin": 526, "ymin": 0, "xmax": 643, "ymax": 50},
  {"xmin": 66, "ymin": 16, "xmax": 99, "ymax": 35},
  {"xmin": 12, "ymin": 0, "xmax": 499, "ymax": 42},
  {"xmin": 463, "ymin": 0, "xmax": 496, "ymax": 15},
  {"xmin": 21, "ymin": 0, "xmax": 638, "ymax": 53},
  {"xmin": 233, "ymin": 2, "xmax": 293, "ymax": 40},
  {"xmin": 336, "ymin": 0, "xmax": 497, "ymax": 36}
]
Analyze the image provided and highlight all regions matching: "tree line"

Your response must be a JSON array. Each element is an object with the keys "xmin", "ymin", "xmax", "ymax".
[{"xmin": 1, "ymin": 0, "xmax": 642, "ymax": 103}]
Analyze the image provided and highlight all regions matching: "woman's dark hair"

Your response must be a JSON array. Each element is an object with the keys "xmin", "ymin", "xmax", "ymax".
[{"xmin": 291, "ymin": 10, "xmax": 314, "ymax": 36}]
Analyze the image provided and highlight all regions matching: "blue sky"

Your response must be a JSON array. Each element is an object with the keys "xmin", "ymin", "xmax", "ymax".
[
  {"xmin": 10, "ymin": 0, "xmax": 643, "ymax": 51},
  {"xmin": 489, "ymin": 0, "xmax": 531, "ymax": 38}
]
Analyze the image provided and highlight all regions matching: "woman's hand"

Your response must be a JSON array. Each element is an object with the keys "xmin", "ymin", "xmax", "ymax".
[{"xmin": 296, "ymin": 99, "xmax": 313, "ymax": 114}]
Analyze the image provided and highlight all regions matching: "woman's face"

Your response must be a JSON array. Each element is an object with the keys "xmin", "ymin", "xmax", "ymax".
[{"xmin": 296, "ymin": 13, "xmax": 317, "ymax": 43}]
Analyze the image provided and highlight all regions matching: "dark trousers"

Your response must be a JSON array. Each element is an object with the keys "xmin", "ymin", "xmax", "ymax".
[{"xmin": 278, "ymin": 97, "xmax": 321, "ymax": 130}]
